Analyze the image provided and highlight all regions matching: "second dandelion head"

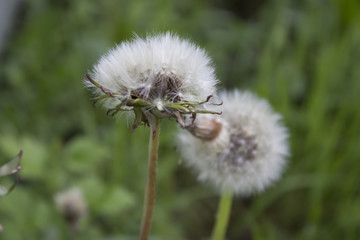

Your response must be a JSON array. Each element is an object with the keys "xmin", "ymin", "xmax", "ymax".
[{"xmin": 179, "ymin": 90, "xmax": 289, "ymax": 195}]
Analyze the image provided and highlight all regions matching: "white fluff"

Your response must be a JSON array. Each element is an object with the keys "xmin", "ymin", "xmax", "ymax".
[
  {"xmin": 54, "ymin": 187, "xmax": 87, "ymax": 219},
  {"xmin": 178, "ymin": 90, "xmax": 289, "ymax": 196},
  {"xmin": 89, "ymin": 32, "xmax": 218, "ymax": 110}
]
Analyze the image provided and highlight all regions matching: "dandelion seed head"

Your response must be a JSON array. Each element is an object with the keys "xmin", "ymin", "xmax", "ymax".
[
  {"xmin": 92, "ymin": 32, "xmax": 217, "ymax": 103},
  {"xmin": 54, "ymin": 187, "xmax": 87, "ymax": 225},
  {"xmin": 178, "ymin": 90, "xmax": 289, "ymax": 195},
  {"xmin": 85, "ymin": 32, "xmax": 220, "ymax": 130}
]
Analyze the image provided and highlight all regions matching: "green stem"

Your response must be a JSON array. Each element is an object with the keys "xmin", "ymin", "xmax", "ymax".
[
  {"xmin": 139, "ymin": 118, "xmax": 161, "ymax": 240},
  {"xmin": 211, "ymin": 190, "xmax": 233, "ymax": 240}
]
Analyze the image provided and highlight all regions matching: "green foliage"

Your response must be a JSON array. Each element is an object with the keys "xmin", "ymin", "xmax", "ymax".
[{"xmin": 1, "ymin": 0, "xmax": 360, "ymax": 239}]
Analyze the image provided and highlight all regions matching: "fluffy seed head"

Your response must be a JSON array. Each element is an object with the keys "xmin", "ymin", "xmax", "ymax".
[
  {"xmin": 178, "ymin": 90, "xmax": 289, "ymax": 195},
  {"xmin": 54, "ymin": 187, "xmax": 87, "ymax": 226},
  {"xmin": 84, "ymin": 32, "xmax": 220, "ymax": 130}
]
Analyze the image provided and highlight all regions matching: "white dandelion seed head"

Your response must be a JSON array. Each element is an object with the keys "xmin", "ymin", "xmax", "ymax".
[
  {"xmin": 178, "ymin": 90, "xmax": 289, "ymax": 196},
  {"xmin": 90, "ymin": 32, "xmax": 217, "ymax": 109},
  {"xmin": 54, "ymin": 187, "xmax": 87, "ymax": 223},
  {"xmin": 85, "ymin": 32, "xmax": 220, "ymax": 130}
]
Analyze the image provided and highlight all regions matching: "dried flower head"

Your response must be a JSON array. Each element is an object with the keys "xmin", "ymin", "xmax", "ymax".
[
  {"xmin": 178, "ymin": 90, "xmax": 289, "ymax": 195},
  {"xmin": 0, "ymin": 150, "xmax": 22, "ymax": 197},
  {"xmin": 54, "ymin": 187, "xmax": 87, "ymax": 228},
  {"xmin": 84, "ymin": 32, "xmax": 221, "ymax": 132}
]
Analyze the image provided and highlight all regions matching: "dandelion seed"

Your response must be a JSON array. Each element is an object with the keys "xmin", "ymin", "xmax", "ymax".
[{"xmin": 179, "ymin": 90, "xmax": 289, "ymax": 195}]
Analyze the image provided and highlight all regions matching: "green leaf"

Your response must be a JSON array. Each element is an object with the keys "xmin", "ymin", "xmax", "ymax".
[
  {"xmin": 64, "ymin": 137, "xmax": 110, "ymax": 173},
  {"xmin": 97, "ymin": 186, "xmax": 136, "ymax": 215},
  {"xmin": 76, "ymin": 177, "xmax": 105, "ymax": 209}
]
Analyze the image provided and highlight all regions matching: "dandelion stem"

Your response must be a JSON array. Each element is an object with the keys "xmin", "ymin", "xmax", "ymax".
[
  {"xmin": 139, "ymin": 117, "xmax": 161, "ymax": 240},
  {"xmin": 211, "ymin": 190, "xmax": 233, "ymax": 240}
]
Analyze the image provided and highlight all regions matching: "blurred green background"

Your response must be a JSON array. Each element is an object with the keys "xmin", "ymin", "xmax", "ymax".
[{"xmin": 1, "ymin": 0, "xmax": 360, "ymax": 239}]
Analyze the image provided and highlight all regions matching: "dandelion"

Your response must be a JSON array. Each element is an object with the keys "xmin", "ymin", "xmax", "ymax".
[
  {"xmin": 83, "ymin": 32, "xmax": 220, "ymax": 240},
  {"xmin": 54, "ymin": 187, "xmax": 87, "ymax": 231},
  {"xmin": 178, "ymin": 90, "xmax": 289, "ymax": 240},
  {"xmin": 84, "ymin": 32, "xmax": 220, "ymax": 132},
  {"xmin": 179, "ymin": 90, "xmax": 289, "ymax": 194}
]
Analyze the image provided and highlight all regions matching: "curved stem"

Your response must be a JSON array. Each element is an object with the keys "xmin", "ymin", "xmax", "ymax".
[
  {"xmin": 139, "ymin": 118, "xmax": 161, "ymax": 240},
  {"xmin": 211, "ymin": 190, "xmax": 233, "ymax": 240}
]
